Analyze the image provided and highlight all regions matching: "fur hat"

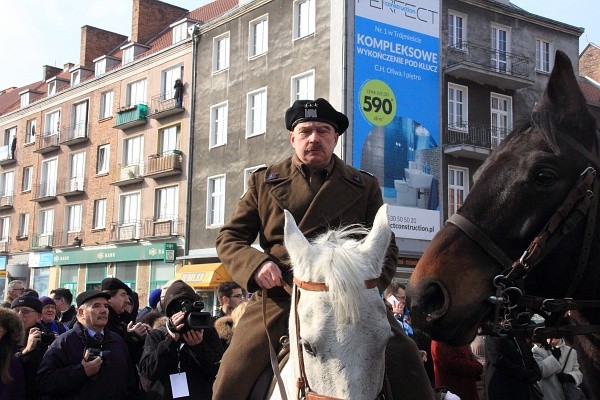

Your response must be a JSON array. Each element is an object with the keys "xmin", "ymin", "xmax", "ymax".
[
  {"xmin": 214, "ymin": 315, "xmax": 234, "ymax": 344},
  {"xmin": 285, "ymin": 98, "xmax": 349, "ymax": 134},
  {"xmin": 0, "ymin": 308, "xmax": 25, "ymax": 350},
  {"xmin": 163, "ymin": 280, "xmax": 199, "ymax": 317},
  {"xmin": 11, "ymin": 295, "xmax": 43, "ymax": 313}
]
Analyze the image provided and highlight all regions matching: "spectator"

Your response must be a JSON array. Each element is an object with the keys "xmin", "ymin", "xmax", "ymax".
[
  {"xmin": 101, "ymin": 278, "xmax": 150, "ymax": 365},
  {"xmin": 39, "ymin": 296, "xmax": 68, "ymax": 337},
  {"xmin": 173, "ymin": 79, "xmax": 184, "ymax": 108},
  {"xmin": 431, "ymin": 340, "xmax": 483, "ymax": 400},
  {"xmin": 214, "ymin": 301, "xmax": 248, "ymax": 350},
  {"xmin": 37, "ymin": 290, "xmax": 140, "ymax": 399},
  {"xmin": 11, "ymin": 295, "xmax": 50, "ymax": 399},
  {"xmin": 49, "ymin": 288, "xmax": 77, "ymax": 326},
  {"xmin": 0, "ymin": 307, "xmax": 25, "ymax": 399},
  {"xmin": 139, "ymin": 280, "xmax": 223, "ymax": 399},
  {"xmin": 215, "ymin": 281, "xmax": 245, "ymax": 319},
  {"xmin": 532, "ymin": 337, "xmax": 584, "ymax": 400},
  {"xmin": 470, "ymin": 334, "xmax": 488, "ymax": 400},
  {"xmin": 137, "ymin": 288, "xmax": 162, "ymax": 323},
  {"xmin": 2, "ymin": 280, "xmax": 25, "ymax": 308},
  {"xmin": 384, "ymin": 282, "xmax": 413, "ymax": 336}
]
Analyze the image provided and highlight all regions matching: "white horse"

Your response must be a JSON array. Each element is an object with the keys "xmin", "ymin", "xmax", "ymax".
[{"xmin": 270, "ymin": 204, "xmax": 393, "ymax": 399}]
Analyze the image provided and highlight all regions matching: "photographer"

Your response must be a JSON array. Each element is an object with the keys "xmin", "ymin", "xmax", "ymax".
[
  {"xmin": 11, "ymin": 295, "xmax": 51, "ymax": 399},
  {"xmin": 139, "ymin": 280, "xmax": 223, "ymax": 400},
  {"xmin": 37, "ymin": 290, "xmax": 140, "ymax": 400}
]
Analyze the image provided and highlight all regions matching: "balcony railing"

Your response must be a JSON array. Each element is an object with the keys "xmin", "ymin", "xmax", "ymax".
[
  {"xmin": 111, "ymin": 163, "xmax": 145, "ymax": 186},
  {"xmin": 148, "ymin": 91, "xmax": 185, "ymax": 119},
  {"xmin": 53, "ymin": 230, "xmax": 84, "ymax": 247},
  {"xmin": 31, "ymin": 233, "xmax": 54, "ymax": 249},
  {"xmin": 443, "ymin": 122, "xmax": 510, "ymax": 160},
  {"xmin": 0, "ymin": 193, "xmax": 14, "ymax": 210},
  {"xmin": 56, "ymin": 176, "xmax": 86, "ymax": 196},
  {"xmin": 145, "ymin": 150, "xmax": 182, "ymax": 178},
  {"xmin": 445, "ymin": 41, "xmax": 534, "ymax": 90},
  {"xmin": 144, "ymin": 215, "xmax": 183, "ymax": 238},
  {"xmin": 114, "ymin": 104, "xmax": 148, "ymax": 129},
  {"xmin": 109, "ymin": 220, "xmax": 142, "ymax": 241},
  {"xmin": 60, "ymin": 121, "xmax": 90, "ymax": 145},
  {"xmin": 35, "ymin": 133, "xmax": 60, "ymax": 154},
  {"xmin": 32, "ymin": 181, "xmax": 57, "ymax": 202},
  {"xmin": 0, "ymin": 239, "xmax": 9, "ymax": 253},
  {"xmin": 0, "ymin": 145, "xmax": 16, "ymax": 165}
]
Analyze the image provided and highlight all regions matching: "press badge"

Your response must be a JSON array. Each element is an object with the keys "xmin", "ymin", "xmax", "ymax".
[{"xmin": 170, "ymin": 372, "xmax": 190, "ymax": 398}]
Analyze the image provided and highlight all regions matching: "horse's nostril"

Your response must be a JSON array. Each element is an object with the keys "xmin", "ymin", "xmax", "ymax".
[{"xmin": 421, "ymin": 281, "xmax": 449, "ymax": 322}]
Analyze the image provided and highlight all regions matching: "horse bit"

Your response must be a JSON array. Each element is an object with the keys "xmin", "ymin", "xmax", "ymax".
[{"xmin": 448, "ymin": 128, "xmax": 600, "ymax": 340}]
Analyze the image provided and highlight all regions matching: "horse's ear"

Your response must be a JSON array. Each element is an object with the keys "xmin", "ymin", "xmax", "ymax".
[
  {"xmin": 283, "ymin": 209, "xmax": 311, "ymax": 264},
  {"xmin": 358, "ymin": 205, "xmax": 392, "ymax": 271}
]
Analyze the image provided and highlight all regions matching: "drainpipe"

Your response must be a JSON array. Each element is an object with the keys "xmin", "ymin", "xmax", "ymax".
[{"xmin": 184, "ymin": 24, "xmax": 201, "ymax": 258}]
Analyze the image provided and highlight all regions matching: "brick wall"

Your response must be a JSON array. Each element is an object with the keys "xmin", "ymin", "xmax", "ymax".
[
  {"xmin": 80, "ymin": 26, "xmax": 128, "ymax": 67},
  {"xmin": 579, "ymin": 44, "xmax": 600, "ymax": 82},
  {"xmin": 132, "ymin": 0, "xmax": 188, "ymax": 44}
]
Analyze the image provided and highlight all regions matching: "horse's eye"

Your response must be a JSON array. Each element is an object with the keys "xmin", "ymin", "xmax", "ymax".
[
  {"xmin": 300, "ymin": 339, "xmax": 316, "ymax": 356},
  {"xmin": 536, "ymin": 170, "xmax": 558, "ymax": 186}
]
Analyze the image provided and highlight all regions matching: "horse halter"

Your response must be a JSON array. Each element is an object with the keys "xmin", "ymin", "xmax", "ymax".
[{"xmin": 447, "ymin": 128, "xmax": 600, "ymax": 340}]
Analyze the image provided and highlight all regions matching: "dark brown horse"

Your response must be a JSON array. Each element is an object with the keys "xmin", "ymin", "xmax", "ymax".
[{"xmin": 408, "ymin": 51, "xmax": 600, "ymax": 399}]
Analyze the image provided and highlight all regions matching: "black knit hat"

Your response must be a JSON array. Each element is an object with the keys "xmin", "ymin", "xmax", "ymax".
[
  {"xmin": 163, "ymin": 280, "xmax": 199, "ymax": 317},
  {"xmin": 285, "ymin": 98, "xmax": 349, "ymax": 134},
  {"xmin": 11, "ymin": 296, "xmax": 43, "ymax": 313}
]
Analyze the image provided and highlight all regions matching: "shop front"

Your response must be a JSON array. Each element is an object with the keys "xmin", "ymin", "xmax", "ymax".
[{"xmin": 175, "ymin": 263, "xmax": 231, "ymax": 315}]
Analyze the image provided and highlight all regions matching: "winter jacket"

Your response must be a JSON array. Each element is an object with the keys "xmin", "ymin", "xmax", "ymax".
[
  {"xmin": 532, "ymin": 340, "xmax": 583, "ymax": 400},
  {"xmin": 431, "ymin": 340, "xmax": 483, "ymax": 400}
]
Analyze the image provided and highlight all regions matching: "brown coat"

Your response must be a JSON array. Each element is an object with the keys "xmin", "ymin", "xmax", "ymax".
[{"xmin": 213, "ymin": 154, "xmax": 433, "ymax": 400}]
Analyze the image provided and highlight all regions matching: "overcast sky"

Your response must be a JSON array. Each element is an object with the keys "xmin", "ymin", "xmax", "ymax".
[{"xmin": 0, "ymin": 0, "xmax": 598, "ymax": 91}]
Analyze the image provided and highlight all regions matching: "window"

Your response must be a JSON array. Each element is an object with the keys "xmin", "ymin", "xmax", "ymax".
[
  {"xmin": 97, "ymin": 144, "xmax": 110, "ymax": 174},
  {"xmin": 95, "ymin": 59, "xmax": 107, "ymax": 77},
  {"xmin": 1, "ymin": 127, "xmax": 15, "ymax": 161},
  {"xmin": 59, "ymin": 265, "xmax": 79, "ymax": 293},
  {"xmin": 536, "ymin": 39, "xmax": 551, "ymax": 73},
  {"xmin": 71, "ymin": 71, "xmax": 80, "ymax": 86},
  {"xmin": 44, "ymin": 110, "xmax": 61, "ymax": 136},
  {"xmin": 40, "ymin": 159, "xmax": 58, "ymax": 197},
  {"xmin": 162, "ymin": 66, "xmax": 183, "ymax": 101},
  {"xmin": 244, "ymin": 165, "xmax": 265, "ymax": 192},
  {"xmin": 0, "ymin": 171, "xmax": 14, "ymax": 199},
  {"xmin": 115, "ymin": 262, "xmax": 137, "ymax": 291},
  {"xmin": 210, "ymin": 102, "xmax": 228, "ymax": 147},
  {"xmin": 39, "ymin": 208, "xmax": 54, "ymax": 235},
  {"xmin": 249, "ymin": 16, "xmax": 268, "ymax": 57},
  {"xmin": 172, "ymin": 23, "xmax": 188, "ymax": 44},
  {"xmin": 159, "ymin": 125, "xmax": 180, "ymax": 153},
  {"xmin": 0, "ymin": 217, "xmax": 9, "ymax": 243},
  {"xmin": 17, "ymin": 213, "xmax": 29, "ymax": 238},
  {"xmin": 246, "ymin": 88, "xmax": 267, "ymax": 137},
  {"xmin": 71, "ymin": 100, "xmax": 89, "ymax": 139},
  {"xmin": 213, "ymin": 33, "xmax": 230, "ymax": 72},
  {"xmin": 293, "ymin": 0, "xmax": 315, "ymax": 39},
  {"xmin": 491, "ymin": 24, "xmax": 510, "ymax": 73},
  {"xmin": 66, "ymin": 204, "xmax": 82, "ymax": 233},
  {"xmin": 48, "ymin": 81, "xmax": 57, "ymax": 96},
  {"xmin": 491, "ymin": 93, "xmax": 512, "ymax": 149},
  {"xmin": 86, "ymin": 264, "xmax": 107, "ymax": 290},
  {"xmin": 448, "ymin": 11, "xmax": 466, "ymax": 49},
  {"xmin": 122, "ymin": 47, "xmax": 135, "ymax": 65},
  {"xmin": 448, "ymin": 166, "xmax": 469, "ymax": 217},
  {"xmin": 150, "ymin": 261, "xmax": 175, "ymax": 290},
  {"xmin": 31, "ymin": 268, "xmax": 50, "ymax": 297},
  {"xmin": 207, "ymin": 175, "xmax": 225, "ymax": 226},
  {"xmin": 21, "ymin": 93, "xmax": 30, "ymax": 108},
  {"xmin": 25, "ymin": 119, "xmax": 36, "ymax": 144},
  {"xmin": 119, "ymin": 192, "xmax": 141, "ymax": 239},
  {"xmin": 22, "ymin": 166, "xmax": 32, "ymax": 192},
  {"xmin": 155, "ymin": 186, "xmax": 178, "ymax": 234},
  {"xmin": 69, "ymin": 152, "xmax": 86, "ymax": 191},
  {"xmin": 127, "ymin": 79, "xmax": 147, "ymax": 106},
  {"xmin": 124, "ymin": 136, "xmax": 144, "ymax": 166},
  {"xmin": 100, "ymin": 91, "xmax": 113, "ymax": 119},
  {"xmin": 93, "ymin": 199, "xmax": 107, "ymax": 230},
  {"xmin": 291, "ymin": 70, "xmax": 315, "ymax": 102},
  {"xmin": 448, "ymin": 83, "xmax": 468, "ymax": 130}
]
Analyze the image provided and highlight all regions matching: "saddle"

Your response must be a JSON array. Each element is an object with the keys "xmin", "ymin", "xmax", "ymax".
[{"xmin": 249, "ymin": 341, "xmax": 290, "ymax": 400}]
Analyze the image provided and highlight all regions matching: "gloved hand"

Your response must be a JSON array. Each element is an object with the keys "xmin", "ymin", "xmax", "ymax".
[
  {"xmin": 551, "ymin": 347, "xmax": 561, "ymax": 360},
  {"xmin": 557, "ymin": 373, "xmax": 575, "ymax": 384}
]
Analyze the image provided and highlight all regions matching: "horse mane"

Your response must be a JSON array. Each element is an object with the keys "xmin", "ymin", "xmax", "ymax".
[{"xmin": 309, "ymin": 225, "xmax": 376, "ymax": 325}]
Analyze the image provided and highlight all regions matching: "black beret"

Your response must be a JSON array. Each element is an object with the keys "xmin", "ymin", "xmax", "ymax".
[
  {"xmin": 285, "ymin": 98, "xmax": 349, "ymax": 134},
  {"xmin": 101, "ymin": 277, "xmax": 132, "ymax": 295},
  {"xmin": 76, "ymin": 290, "xmax": 111, "ymax": 308},
  {"xmin": 11, "ymin": 296, "xmax": 43, "ymax": 313}
]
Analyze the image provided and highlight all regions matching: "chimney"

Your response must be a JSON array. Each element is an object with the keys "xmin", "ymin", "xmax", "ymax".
[
  {"xmin": 42, "ymin": 65, "xmax": 63, "ymax": 81},
  {"xmin": 131, "ymin": 0, "xmax": 188, "ymax": 44},
  {"xmin": 80, "ymin": 26, "xmax": 128, "ymax": 67},
  {"xmin": 64, "ymin": 63, "xmax": 75, "ymax": 71}
]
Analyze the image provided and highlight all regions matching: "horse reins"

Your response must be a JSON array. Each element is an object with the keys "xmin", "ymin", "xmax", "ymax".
[{"xmin": 447, "ymin": 127, "xmax": 600, "ymax": 340}]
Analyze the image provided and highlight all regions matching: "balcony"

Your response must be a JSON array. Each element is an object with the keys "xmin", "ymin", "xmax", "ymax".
[
  {"xmin": 32, "ymin": 181, "xmax": 57, "ymax": 202},
  {"xmin": 31, "ymin": 233, "xmax": 54, "ymax": 250},
  {"xmin": 145, "ymin": 150, "xmax": 182, "ymax": 179},
  {"xmin": 60, "ymin": 121, "xmax": 90, "ymax": 146},
  {"xmin": 111, "ymin": 163, "xmax": 144, "ymax": 187},
  {"xmin": 0, "ymin": 145, "xmax": 16, "ymax": 166},
  {"xmin": 0, "ymin": 193, "xmax": 13, "ymax": 210},
  {"xmin": 34, "ymin": 132, "xmax": 60, "ymax": 154},
  {"xmin": 52, "ymin": 230, "xmax": 84, "ymax": 247},
  {"xmin": 443, "ymin": 122, "xmax": 510, "ymax": 160},
  {"xmin": 109, "ymin": 220, "xmax": 142, "ymax": 242},
  {"xmin": 144, "ymin": 215, "xmax": 183, "ymax": 238},
  {"xmin": 445, "ymin": 42, "xmax": 534, "ymax": 90},
  {"xmin": 56, "ymin": 177, "xmax": 86, "ymax": 197},
  {"xmin": 148, "ymin": 91, "xmax": 185, "ymax": 120},
  {"xmin": 114, "ymin": 104, "xmax": 148, "ymax": 130},
  {"xmin": 0, "ymin": 239, "xmax": 9, "ymax": 253}
]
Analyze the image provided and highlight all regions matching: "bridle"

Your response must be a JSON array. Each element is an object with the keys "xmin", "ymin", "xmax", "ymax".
[
  {"xmin": 264, "ymin": 277, "xmax": 386, "ymax": 400},
  {"xmin": 447, "ymin": 127, "xmax": 600, "ymax": 340}
]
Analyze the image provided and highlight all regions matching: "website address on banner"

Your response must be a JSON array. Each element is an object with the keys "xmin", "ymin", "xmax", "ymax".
[{"xmin": 389, "ymin": 223, "xmax": 435, "ymax": 233}]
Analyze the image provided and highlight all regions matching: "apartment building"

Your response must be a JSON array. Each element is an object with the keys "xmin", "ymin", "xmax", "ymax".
[{"xmin": 0, "ymin": 0, "xmax": 237, "ymax": 305}]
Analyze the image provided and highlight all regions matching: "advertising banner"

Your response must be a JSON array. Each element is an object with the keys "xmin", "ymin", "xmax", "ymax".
[{"xmin": 353, "ymin": 0, "xmax": 441, "ymax": 240}]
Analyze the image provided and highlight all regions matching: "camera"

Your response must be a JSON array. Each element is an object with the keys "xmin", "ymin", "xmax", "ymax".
[
  {"xmin": 168, "ymin": 299, "xmax": 214, "ymax": 334},
  {"xmin": 86, "ymin": 348, "xmax": 111, "ymax": 362},
  {"xmin": 40, "ymin": 329, "xmax": 55, "ymax": 345}
]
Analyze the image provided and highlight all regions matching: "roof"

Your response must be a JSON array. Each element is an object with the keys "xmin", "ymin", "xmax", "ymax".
[{"xmin": 579, "ymin": 77, "xmax": 600, "ymax": 107}]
